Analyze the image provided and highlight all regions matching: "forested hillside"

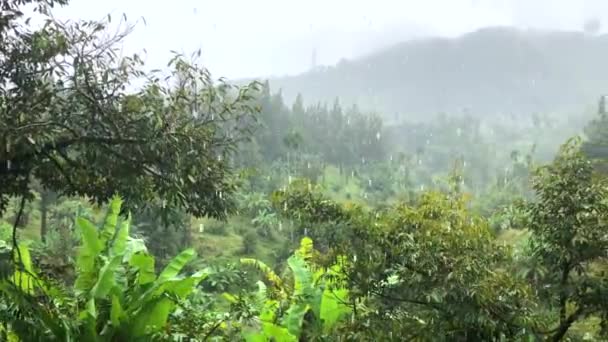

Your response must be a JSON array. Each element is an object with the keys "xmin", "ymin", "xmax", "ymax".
[
  {"xmin": 269, "ymin": 27, "xmax": 608, "ymax": 121},
  {"xmin": 2, "ymin": 1, "xmax": 608, "ymax": 341}
]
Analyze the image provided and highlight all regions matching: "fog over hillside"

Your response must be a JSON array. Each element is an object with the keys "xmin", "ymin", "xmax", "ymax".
[{"xmin": 266, "ymin": 27, "xmax": 608, "ymax": 121}]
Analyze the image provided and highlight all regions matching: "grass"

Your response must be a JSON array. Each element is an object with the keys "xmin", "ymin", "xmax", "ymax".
[
  {"xmin": 191, "ymin": 215, "xmax": 292, "ymax": 266},
  {"xmin": 496, "ymin": 228, "xmax": 530, "ymax": 247},
  {"xmin": 320, "ymin": 166, "xmax": 366, "ymax": 205}
]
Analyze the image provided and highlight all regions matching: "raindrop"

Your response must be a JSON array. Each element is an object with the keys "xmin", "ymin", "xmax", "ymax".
[
  {"xmin": 308, "ymin": 182, "xmax": 312, "ymax": 191},
  {"xmin": 278, "ymin": 222, "xmax": 283, "ymax": 231},
  {"xmin": 288, "ymin": 175, "xmax": 292, "ymax": 184},
  {"xmin": 456, "ymin": 127, "xmax": 462, "ymax": 137},
  {"xmin": 417, "ymin": 159, "xmax": 422, "ymax": 165},
  {"xmin": 368, "ymin": 179, "xmax": 372, "ymax": 187},
  {"xmin": 283, "ymin": 202, "xmax": 288, "ymax": 211},
  {"xmin": 199, "ymin": 223, "xmax": 204, "ymax": 233},
  {"xmin": 217, "ymin": 154, "xmax": 222, "ymax": 162},
  {"xmin": 376, "ymin": 131, "xmax": 381, "ymax": 140},
  {"xmin": 353, "ymin": 254, "xmax": 357, "ymax": 262},
  {"xmin": 351, "ymin": 170, "xmax": 355, "ymax": 178},
  {"xmin": 218, "ymin": 191, "xmax": 223, "ymax": 199},
  {"xmin": 389, "ymin": 154, "xmax": 393, "ymax": 162},
  {"xmin": 363, "ymin": 192, "xmax": 368, "ymax": 199},
  {"xmin": 203, "ymin": 142, "xmax": 207, "ymax": 149},
  {"xmin": 347, "ymin": 118, "xmax": 350, "ymax": 125},
  {"xmin": 426, "ymin": 139, "xmax": 430, "ymax": 145},
  {"xmin": 307, "ymin": 162, "xmax": 311, "ymax": 169},
  {"xmin": 420, "ymin": 184, "xmax": 425, "ymax": 191},
  {"xmin": 304, "ymin": 227, "xmax": 308, "ymax": 236},
  {"xmin": 463, "ymin": 160, "xmax": 467, "ymax": 168},
  {"xmin": 362, "ymin": 156, "xmax": 366, "ymax": 164}
]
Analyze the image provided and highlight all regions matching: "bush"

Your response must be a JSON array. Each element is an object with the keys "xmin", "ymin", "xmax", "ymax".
[
  {"xmin": 0, "ymin": 221, "xmax": 12, "ymax": 242},
  {"xmin": 205, "ymin": 220, "xmax": 229, "ymax": 235},
  {"xmin": 240, "ymin": 230, "xmax": 258, "ymax": 255}
]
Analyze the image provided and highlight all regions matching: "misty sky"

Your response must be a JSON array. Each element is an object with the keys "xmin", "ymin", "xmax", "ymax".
[{"xmin": 52, "ymin": 0, "xmax": 608, "ymax": 79}]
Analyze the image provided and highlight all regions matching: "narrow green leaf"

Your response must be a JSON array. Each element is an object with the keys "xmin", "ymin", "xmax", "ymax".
[
  {"xmin": 243, "ymin": 331, "xmax": 267, "ymax": 342},
  {"xmin": 132, "ymin": 298, "xmax": 174, "ymax": 336},
  {"xmin": 100, "ymin": 196, "xmax": 122, "ymax": 245},
  {"xmin": 123, "ymin": 237, "xmax": 148, "ymax": 262},
  {"xmin": 11, "ymin": 244, "xmax": 36, "ymax": 294},
  {"xmin": 163, "ymin": 273, "xmax": 207, "ymax": 299},
  {"xmin": 92, "ymin": 256, "xmax": 121, "ymax": 298},
  {"xmin": 157, "ymin": 248, "xmax": 196, "ymax": 283},
  {"xmin": 263, "ymin": 322, "xmax": 297, "ymax": 341},
  {"xmin": 222, "ymin": 292, "xmax": 238, "ymax": 303},
  {"xmin": 110, "ymin": 295, "xmax": 124, "ymax": 326},
  {"xmin": 241, "ymin": 258, "xmax": 283, "ymax": 290},
  {"xmin": 85, "ymin": 298, "xmax": 97, "ymax": 319},
  {"xmin": 129, "ymin": 252, "xmax": 156, "ymax": 285},
  {"xmin": 111, "ymin": 214, "xmax": 130, "ymax": 257},
  {"xmin": 295, "ymin": 237, "xmax": 314, "ymax": 261},
  {"xmin": 320, "ymin": 288, "xmax": 350, "ymax": 332},
  {"xmin": 74, "ymin": 217, "xmax": 103, "ymax": 294},
  {"xmin": 288, "ymin": 255, "xmax": 313, "ymax": 299},
  {"xmin": 283, "ymin": 303, "xmax": 309, "ymax": 337}
]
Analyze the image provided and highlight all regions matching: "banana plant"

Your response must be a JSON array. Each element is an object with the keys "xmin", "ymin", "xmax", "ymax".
[
  {"xmin": 251, "ymin": 208, "xmax": 279, "ymax": 236},
  {"xmin": 230, "ymin": 237, "xmax": 351, "ymax": 341},
  {"xmin": 0, "ymin": 196, "xmax": 210, "ymax": 341},
  {"xmin": 73, "ymin": 196, "xmax": 210, "ymax": 340},
  {"xmin": 0, "ymin": 238, "xmax": 71, "ymax": 341}
]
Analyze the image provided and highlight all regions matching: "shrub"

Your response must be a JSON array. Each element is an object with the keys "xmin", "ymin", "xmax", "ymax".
[
  {"xmin": 240, "ymin": 230, "xmax": 258, "ymax": 255},
  {"xmin": 205, "ymin": 220, "xmax": 229, "ymax": 236}
]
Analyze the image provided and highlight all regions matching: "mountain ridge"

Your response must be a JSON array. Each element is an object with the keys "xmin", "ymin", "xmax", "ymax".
[{"xmin": 262, "ymin": 26, "xmax": 608, "ymax": 121}]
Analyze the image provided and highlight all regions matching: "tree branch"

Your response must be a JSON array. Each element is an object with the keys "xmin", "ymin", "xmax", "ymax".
[
  {"xmin": 550, "ymin": 306, "xmax": 585, "ymax": 342},
  {"xmin": 0, "ymin": 135, "xmax": 147, "ymax": 166}
]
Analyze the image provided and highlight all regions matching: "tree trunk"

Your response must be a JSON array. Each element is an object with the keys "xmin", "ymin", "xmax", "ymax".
[
  {"xmin": 40, "ymin": 198, "xmax": 48, "ymax": 242},
  {"xmin": 39, "ymin": 189, "xmax": 56, "ymax": 242}
]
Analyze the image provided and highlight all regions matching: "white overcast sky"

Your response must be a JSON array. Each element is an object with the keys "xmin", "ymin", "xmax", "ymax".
[{"xmin": 50, "ymin": 0, "xmax": 608, "ymax": 79}]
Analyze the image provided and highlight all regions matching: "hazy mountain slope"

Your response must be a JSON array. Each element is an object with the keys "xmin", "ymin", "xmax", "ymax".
[{"xmin": 266, "ymin": 27, "xmax": 608, "ymax": 121}]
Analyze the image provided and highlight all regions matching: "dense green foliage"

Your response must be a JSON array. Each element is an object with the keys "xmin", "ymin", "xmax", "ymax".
[
  {"xmin": 0, "ymin": 0, "xmax": 260, "ymax": 223},
  {"xmin": 2, "ymin": 1, "xmax": 608, "ymax": 341}
]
